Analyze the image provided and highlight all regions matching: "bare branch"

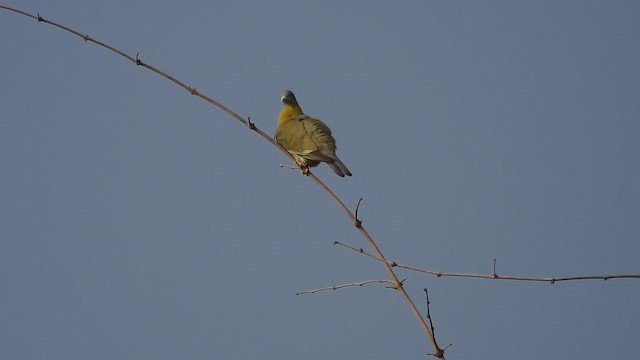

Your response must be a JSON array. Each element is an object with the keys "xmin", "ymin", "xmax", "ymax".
[
  {"xmin": 296, "ymin": 279, "xmax": 393, "ymax": 295},
  {"xmin": 0, "ymin": 6, "xmax": 447, "ymax": 357},
  {"xmin": 335, "ymin": 241, "xmax": 640, "ymax": 283}
]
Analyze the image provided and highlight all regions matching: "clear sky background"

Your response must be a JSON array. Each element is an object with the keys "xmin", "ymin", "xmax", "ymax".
[{"xmin": 1, "ymin": 1, "xmax": 639, "ymax": 359}]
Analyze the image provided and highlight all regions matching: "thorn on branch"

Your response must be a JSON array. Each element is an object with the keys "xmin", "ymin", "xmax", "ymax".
[
  {"xmin": 135, "ymin": 52, "xmax": 142, "ymax": 65},
  {"xmin": 247, "ymin": 116, "xmax": 256, "ymax": 130},
  {"xmin": 188, "ymin": 86, "xmax": 198, "ymax": 95},
  {"xmin": 37, "ymin": 13, "xmax": 43, "ymax": 22},
  {"xmin": 83, "ymin": 34, "xmax": 90, "ymax": 42},
  {"xmin": 354, "ymin": 197, "xmax": 364, "ymax": 228},
  {"xmin": 391, "ymin": 261, "xmax": 398, "ymax": 267},
  {"xmin": 492, "ymin": 258, "xmax": 498, "ymax": 279}
]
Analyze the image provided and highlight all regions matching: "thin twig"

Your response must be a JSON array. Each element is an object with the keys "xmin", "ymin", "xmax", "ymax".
[
  {"xmin": 296, "ymin": 279, "xmax": 393, "ymax": 295},
  {"xmin": 335, "ymin": 241, "xmax": 640, "ymax": 283},
  {"xmin": 424, "ymin": 289, "xmax": 452, "ymax": 358},
  {"xmin": 424, "ymin": 289, "xmax": 436, "ymax": 337}
]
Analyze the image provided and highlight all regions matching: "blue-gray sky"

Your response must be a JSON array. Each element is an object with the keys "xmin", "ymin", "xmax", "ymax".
[{"xmin": 1, "ymin": 1, "xmax": 639, "ymax": 359}]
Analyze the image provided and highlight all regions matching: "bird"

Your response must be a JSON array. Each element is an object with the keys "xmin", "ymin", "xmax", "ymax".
[{"xmin": 275, "ymin": 90, "xmax": 352, "ymax": 177}]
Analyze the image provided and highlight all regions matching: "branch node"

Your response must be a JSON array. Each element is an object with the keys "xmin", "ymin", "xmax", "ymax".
[
  {"xmin": 429, "ymin": 344, "xmax": 452, "ymax": 358},
  {"xmin": 354, "ymin": 219, "xmax": 362, "ymax": 228},
  {"xmin": 388, "ymin": 278, "xmax": 406, "ymax": 290},
  {"xmin": 83, "ymin": 34, "xmax": 90, "ymax": 42},
  {"xmin": 135, "ymin": 52, "xmax": 142, "ymax": 65},
  {"xmin": 391, "ymin": 261, "xmax": 398, "ymax": 267},
  {"xmin": 37, "ymin": 13, "xmax": 43, "ymax": 22},
  {"xmin": 189, "ymin": 86, "xmax": 198, "ymax": 95}
]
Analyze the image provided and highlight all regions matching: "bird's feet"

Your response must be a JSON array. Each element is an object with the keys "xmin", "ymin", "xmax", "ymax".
[{"xmin": 300, "ymin": 166, "xmax": 311, "ymax": 176}]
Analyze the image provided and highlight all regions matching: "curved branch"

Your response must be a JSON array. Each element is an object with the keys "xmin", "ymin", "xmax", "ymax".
[{"xmin": 1, "ymin": 5, "xmax": 446, "ymax": 358}]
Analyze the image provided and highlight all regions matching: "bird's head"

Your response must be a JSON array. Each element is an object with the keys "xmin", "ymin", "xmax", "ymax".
[{"xmin": 280, "ymin": 90, "xmax": 299, "ymax": 107}]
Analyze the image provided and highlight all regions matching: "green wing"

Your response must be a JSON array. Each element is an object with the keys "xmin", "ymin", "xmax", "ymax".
[{"xmin": 275, "ymin": 115, "xmax": 337, "ymax": 163}]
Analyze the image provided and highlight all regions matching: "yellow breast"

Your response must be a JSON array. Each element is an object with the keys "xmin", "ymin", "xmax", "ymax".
[{"xmin": 278, "ymin": 103, "xmax": 303, "ymax": 127}]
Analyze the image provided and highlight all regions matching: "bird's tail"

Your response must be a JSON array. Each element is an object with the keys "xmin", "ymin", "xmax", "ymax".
[{"xmin": 328, "ymin": 158, "xmax": 352, "ymax": 177}]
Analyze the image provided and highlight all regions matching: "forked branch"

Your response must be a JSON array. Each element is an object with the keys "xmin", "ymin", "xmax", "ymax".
[{"xmin": 1, "ymin": 5, "xmax": 447, "ymax": 358}]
